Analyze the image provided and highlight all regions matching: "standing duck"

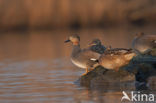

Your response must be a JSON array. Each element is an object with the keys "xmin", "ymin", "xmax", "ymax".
[
  {"xmin": 65, "ymin": 35, "xmax": 101, "ymax": 75},
  {"xmin": 132, "ymin": 32, "xmax": 156, "ymax": 54}
]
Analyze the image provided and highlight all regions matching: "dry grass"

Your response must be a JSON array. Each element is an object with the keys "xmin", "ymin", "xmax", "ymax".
[{"xmin": 0, "ymin": 0, "xmax": 156, "ymax": 30}]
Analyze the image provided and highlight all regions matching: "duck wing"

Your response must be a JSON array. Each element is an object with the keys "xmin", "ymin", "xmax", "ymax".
[
  {"xmin": 80, "ymin": 48, "xmax": 101, "ymax": 60},
  {"xmin": 104, "ymin": 48, "xmax": 133, "ymax": 55}
]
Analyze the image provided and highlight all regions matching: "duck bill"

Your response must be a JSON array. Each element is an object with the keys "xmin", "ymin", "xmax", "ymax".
[
  {"xmin": 64, "ymin": 39, "xmax": 70, "ymax": 43},
  {"xmin": 88, "ymin": 43, "xmax": 95, "ymax": 47}
]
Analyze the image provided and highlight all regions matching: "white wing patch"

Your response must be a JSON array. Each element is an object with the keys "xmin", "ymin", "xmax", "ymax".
[{"xmin": 90, "ymin": 58, "xmax": 97, "ymax": 61}]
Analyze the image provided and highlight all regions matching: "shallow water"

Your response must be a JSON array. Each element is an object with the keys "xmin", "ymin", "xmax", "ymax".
[{"xmin": 0, "ymin": 28, "xmax": 155, "ymax": 103}]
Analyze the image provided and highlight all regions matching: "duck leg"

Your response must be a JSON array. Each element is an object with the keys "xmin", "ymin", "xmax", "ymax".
[
  {"xmin": 82, "ymin": 60, "xmax": 99, "ymax": 76},
  {"xmin": 82, "ymin": 68, "xmax": 89, "ymax": 76},
  {"xmin": 86, "ymin": 68, "xmax": 89, "ymax": 73}
]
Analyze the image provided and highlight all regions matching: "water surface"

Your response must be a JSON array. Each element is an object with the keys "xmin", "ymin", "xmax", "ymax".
[{"xmin": 0, "ymin": 28, "xmax": 155, "ymax": 103}]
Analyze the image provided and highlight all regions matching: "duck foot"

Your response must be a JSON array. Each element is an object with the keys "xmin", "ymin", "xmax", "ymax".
[
  {"xmin": 82, "ymin": 68, "xmax": 89, "ymax": 76},
  {"xmin": 82, "ymin": 72, "xmax": 88, "ymax": 76}
]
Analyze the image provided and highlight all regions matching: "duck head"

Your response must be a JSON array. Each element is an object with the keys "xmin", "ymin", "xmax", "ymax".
[
  {"xmin": 88, "ymin": 39, "xmax": 101, "ymax": 46},
  {"xmin": 65, "ymin": 35, "xmax": 80, "ymax": 45}
]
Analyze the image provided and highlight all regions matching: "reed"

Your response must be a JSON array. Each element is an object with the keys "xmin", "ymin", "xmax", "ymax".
[{"xmin": 0, "ymin": 0, "xmax": 156, "ymax": 30}]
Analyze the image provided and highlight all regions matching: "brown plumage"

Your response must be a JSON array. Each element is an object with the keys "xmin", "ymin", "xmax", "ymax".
[{"xmin": 99, "ymin": 48, "xmax": 136, "ymax": 71}]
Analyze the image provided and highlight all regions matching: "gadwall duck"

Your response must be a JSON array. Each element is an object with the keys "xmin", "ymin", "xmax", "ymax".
[
  {"xmin": 65, "ymin": 35, "xmax": 101, "ymax": 74},
  {"xmin": 88, "ymin": 39, "xmax": 106, "ymax": 54},
  {"xmin": 99, "ymin": 48, "xmax": 136, "ymax": 71},
  {"xmin": 132, "ymin": 32, "xmax": 156, "ymax": 54}
]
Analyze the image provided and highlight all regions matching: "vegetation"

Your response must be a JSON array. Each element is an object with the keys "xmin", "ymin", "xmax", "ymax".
[{"xmin": 0, "ymin": 0, "xmax": 156, "ymax": 30}]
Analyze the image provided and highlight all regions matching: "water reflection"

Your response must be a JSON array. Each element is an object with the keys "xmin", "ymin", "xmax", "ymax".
[{"xmin": 0, "ymin": 28, "xmax": 155, "ymax": 103}]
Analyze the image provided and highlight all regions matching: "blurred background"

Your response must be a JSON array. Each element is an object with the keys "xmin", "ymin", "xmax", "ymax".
[
  {"xmin": 0, "ymin": 0, "xmax": 156, "ymax": 103},
  {"xmin": 0, "ymin": 0, "xmax": 156, "ymax": 31}
]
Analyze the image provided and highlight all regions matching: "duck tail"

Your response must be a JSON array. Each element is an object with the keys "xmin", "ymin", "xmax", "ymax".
[{"xmin": 124, "ymin": 52, "xmax": 136, "ymax": 60}]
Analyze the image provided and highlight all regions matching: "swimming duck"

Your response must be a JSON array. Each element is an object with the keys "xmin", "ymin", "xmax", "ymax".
[
  {"xmin": 88, "ymin": 39, "xmax": 106, "ymax": 54},
  {"xmin": 132, "ymin": 32, "xmax": 156, "ymax": 54},
  {"xmin": 65, "ymin": 35, "xmax": 101, "ymax": 75},
  {"xmin": 99, "ymin": 48, "xmax": 136, "ymax": 71}
]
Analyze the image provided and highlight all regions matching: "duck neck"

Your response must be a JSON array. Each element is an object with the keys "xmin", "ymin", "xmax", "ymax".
[{"xmin": 72, "ymin": 44, "xmax": 81, "ymax": 57}]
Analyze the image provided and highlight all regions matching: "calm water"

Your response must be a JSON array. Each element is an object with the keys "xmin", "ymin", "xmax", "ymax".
[{"xmin": 0, "ymin": 28, "xmax": 155, "ymax": 103}]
